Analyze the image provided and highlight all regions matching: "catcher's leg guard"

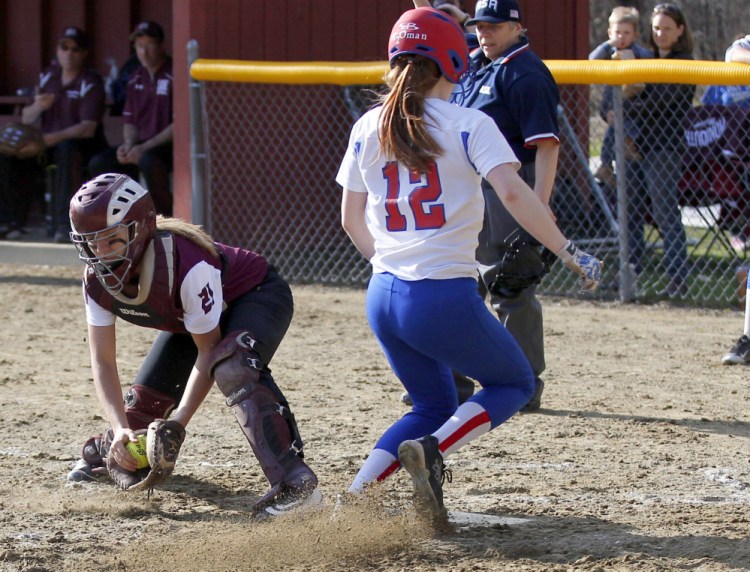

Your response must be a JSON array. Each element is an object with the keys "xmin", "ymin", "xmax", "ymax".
[
  {"xmin": 210, "ymin": 331, "xmax": 318, "ymax": 509},
  {"xmin": 123, "ymin": 385, "xmax": 177, "ymax": 431}
]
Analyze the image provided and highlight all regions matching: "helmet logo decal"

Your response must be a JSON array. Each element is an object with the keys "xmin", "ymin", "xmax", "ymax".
[{"xmin": 392, "ymin": 22, "xmax": 427, "ymax": 42}]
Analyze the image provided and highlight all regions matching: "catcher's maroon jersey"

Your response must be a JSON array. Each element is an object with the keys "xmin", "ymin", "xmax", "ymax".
[
  {"xmin": 83, "ymin": 232, "xmax": 268, "ymax": 334},
  {"xmin": 123, "ymin": 58, "xmax": 173, "ymax": 142},
  {"xmin": 37, "ymin": 65, "xmax": 105, "ymax": 134}
]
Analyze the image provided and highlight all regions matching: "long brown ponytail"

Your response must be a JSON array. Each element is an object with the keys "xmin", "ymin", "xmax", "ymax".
[{"xmin": 378, "ymin": 56, "xmax": 443, "ymax": 173}]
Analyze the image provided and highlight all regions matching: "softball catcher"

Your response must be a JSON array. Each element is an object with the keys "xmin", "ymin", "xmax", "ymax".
[{"xmin": 66, "ymin": 173, "xmax": 320, "ymax": 518}]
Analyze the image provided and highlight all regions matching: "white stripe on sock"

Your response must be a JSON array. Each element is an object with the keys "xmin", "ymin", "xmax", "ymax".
[
  {"xmin": 348, "ymin": 448, "xmax": 397, "ymax": 493},
  {"xmin": 433, "ymin": 401, "xmax": 491, "ymax": 458}
]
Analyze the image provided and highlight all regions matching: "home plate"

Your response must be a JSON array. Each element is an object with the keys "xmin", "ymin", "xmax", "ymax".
[{"xmin": 448, "ymin": 511, "xmax": 531, "ymax": 528}]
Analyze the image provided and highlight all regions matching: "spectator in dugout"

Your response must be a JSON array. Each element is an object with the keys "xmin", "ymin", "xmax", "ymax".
[
  {"xmin": 0, "ymin": 27, "xmax": 107, "ymax": 242},
  {"xmin": 88, "ymin": 21, "xmax": 174, "ymax": 216}
]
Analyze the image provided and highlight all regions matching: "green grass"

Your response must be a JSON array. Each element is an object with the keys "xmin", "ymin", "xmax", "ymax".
[{"xmin": 541, "ymin": 224, "xmax": 747, "ymax": 308}]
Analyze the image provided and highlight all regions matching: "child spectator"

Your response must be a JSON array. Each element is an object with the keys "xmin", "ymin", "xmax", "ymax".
[{"xmin": 589, "ymin": 7, "xmax": 652, "ymax": 188}]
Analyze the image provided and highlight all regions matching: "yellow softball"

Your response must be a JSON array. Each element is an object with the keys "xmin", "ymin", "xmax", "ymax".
[{"xmin": 125, "ymin": 434, "xmax": 149, "ymax": 469}]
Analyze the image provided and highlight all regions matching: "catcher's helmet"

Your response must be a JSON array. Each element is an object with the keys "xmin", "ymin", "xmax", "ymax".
[
  {"xmin": 69, "ymin": 173, "xmax": 156, "ymax": 296},
  {"xmin": 388, "ymin": 7, "xmax": 469, "ymax": 84}
]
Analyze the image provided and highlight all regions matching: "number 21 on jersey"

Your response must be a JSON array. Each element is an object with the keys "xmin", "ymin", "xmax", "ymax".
[{"xmin": 382, "ymin": 161, "xmax": 446, "ymax": 232}]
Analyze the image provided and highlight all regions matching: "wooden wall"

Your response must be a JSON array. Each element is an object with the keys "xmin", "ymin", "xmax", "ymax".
[
  {"xmin": 1, "ymin": 0, "xmax": 589, "ymax": 220},
  {"xmin": 0, "ymin": 0, "xmax": 171, "ymax": 95},
  {"xmin": 171, "ymin": 0, "xmax": 588, "ymax": 220},
  {"xmin": 173, "ymin": 1, "xmax": 587, "ymax": 63}
]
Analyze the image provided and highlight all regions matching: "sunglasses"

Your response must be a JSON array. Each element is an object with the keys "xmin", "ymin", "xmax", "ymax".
[
  {"xmin": 653, "ymin": 3, "xmax": 683, "ymax": 16},
  {"xmin": 58, "ymin": 44, "xmax": 84, "ymax": 53}
]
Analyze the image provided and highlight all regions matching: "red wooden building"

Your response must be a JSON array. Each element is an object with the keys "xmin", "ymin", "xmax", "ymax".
[{"xmin": 0, "ymin": 0, "xmax": 589, "ymax": 219}]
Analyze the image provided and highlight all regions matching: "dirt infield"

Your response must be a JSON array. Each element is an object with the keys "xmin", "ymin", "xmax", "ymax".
[{"xmin": 0, "ymin": 262, "xmax": 748, "ymax": 572}]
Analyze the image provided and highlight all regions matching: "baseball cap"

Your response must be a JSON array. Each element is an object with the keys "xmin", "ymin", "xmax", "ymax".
[
  {"xmin": 465, "ymin": 0, "xmax": 522, "ymax": 26},
  {"xmin": 59, "ymin": 27, "xmax": 89, "ymax": 50},
  {"xmin": 130, "ymin": 21, "xmax": 165, "ymax": 42}
]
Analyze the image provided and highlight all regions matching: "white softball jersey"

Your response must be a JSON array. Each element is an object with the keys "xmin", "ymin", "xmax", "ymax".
[{"xmin": 336, "ymin": 98, "xmax": 519, "ymax": 281}]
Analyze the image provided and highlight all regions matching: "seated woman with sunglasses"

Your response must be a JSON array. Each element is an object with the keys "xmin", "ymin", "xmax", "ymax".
[{"xmin": 0, "ymin": 26, "xmax": 107, "ymax": 243}]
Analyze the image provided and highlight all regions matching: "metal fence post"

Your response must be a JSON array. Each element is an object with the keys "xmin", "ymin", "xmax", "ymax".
[
  {"xmin": 187, "ymin": 40, "xmax": 207, "ymax": 229},
  {"xmin": 613, "ymin": 86, "xmax": 637, "ymax": 302}
]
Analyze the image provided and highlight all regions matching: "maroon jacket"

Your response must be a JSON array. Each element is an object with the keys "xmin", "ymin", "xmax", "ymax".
[
  {"xmin": 123, "ymin": 58, "xmax": 173, "ymax": 142},
  {"xmin": 37, "ymin": 64, "xmax": 105, "ymax": 134}
]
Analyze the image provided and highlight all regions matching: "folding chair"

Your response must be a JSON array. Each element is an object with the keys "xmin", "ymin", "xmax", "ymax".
[{"xmin": 678, "ymin": 105, "xmax": 750, "ymax": 258}]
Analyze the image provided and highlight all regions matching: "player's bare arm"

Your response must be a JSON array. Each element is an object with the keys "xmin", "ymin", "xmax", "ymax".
[
  {"xmin": 126, "ymin": 124, "xmax": 173, "ymax": 164},
  {"xmin": 341, "ymin": 189, "xmax": 375, "ymax": 261},
  {"xmin": 20, "ymin": 94, "xmax": 55, "ymax": 126},
  {"xmin": 87, "ymin": 323, "xmax": 138, "ymax": 471},
  {"xmin": 531, "ymin": 139, "xmax": 559, "ymax": 207},
  {"xmin": 118, "ymin": 124, "xmax": 139, "ymax": 162},
  {"xmin": 486, "ymin": 163, "xmax": 566, "ymax": 253},
  {"xmin": 42, "ymin": 119, "xmax": 97, "ymax": 148},
  {"xmin": 169, "ymin": 326, "xmax": 222, "ymax": 428}
]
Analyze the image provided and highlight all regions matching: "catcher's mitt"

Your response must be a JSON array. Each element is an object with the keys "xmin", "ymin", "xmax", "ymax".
[
  {"xmin": 108, "ymin": 420, "xmax": 186, "ymax": 493},
  {"xmin": 488, "ymin": 229, "xmax": 557, "ymax": 299},
  {"xmin": 0, "ymin": 122, "xmax": 45, "ymax": 159}
]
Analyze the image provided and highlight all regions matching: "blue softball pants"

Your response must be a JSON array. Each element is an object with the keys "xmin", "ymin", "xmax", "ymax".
[{"xmin": 367, "ymin": 272, "xmax": 535, "ymax": 456}]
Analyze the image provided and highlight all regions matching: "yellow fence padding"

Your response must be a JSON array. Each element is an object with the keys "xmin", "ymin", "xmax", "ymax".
[
  {"xmin": 190, "ymin": 60, "xmax": 388, "ymax": 85},
  {"xmin": 545, "ymin": 59, "xmax": 750, "ymax": 85},
  {"xmin": 191, "ymin": 58, "xmax": 750, "ymax": 86}
]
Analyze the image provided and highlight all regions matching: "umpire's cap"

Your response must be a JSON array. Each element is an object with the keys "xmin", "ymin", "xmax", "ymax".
[{"xmin": 466, "ymin": 0, "xmax": 522, "ymax": 27}]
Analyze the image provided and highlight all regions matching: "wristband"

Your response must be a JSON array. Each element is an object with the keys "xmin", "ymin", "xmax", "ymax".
[{"xmin": 555, "ymin": 240, "xmax": 576, "ymax": 262}]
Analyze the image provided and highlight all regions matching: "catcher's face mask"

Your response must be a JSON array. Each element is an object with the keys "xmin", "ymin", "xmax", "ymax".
[
  {"xmin": 71, "ymin": 221, "xmax": 140, "ymax": 296},
  {"xmin": 69, "ymin": 173, "xmax": 156, "ymax": 296}
]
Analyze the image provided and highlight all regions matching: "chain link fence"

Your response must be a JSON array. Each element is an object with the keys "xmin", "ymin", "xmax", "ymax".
[
  {"xmin": 192, "ymin": 60, "xmax": 750, "ymax": 306},
  {"xmin": 199, "ymin": 82, "xmax": 374, "ymax": 284},
  {"xmin": 580, "ymin": 81, "xmax": 750, "ymax": 305}
]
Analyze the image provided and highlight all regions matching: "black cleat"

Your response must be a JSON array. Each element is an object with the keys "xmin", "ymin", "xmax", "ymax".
[
  {"xmin": 255, "ymin": 485, "xmax": 323, "ymax": 520},
  {"xmin": 398, "ymin": 435, "xmax": 451, "ymax": 528},
  {"xmin": 722, "ymin": 335, "xmax": 750, "ymax": 365},
  {"xmin": 520, "ymin": 377, "xmax": 544, "ymax": 413}
]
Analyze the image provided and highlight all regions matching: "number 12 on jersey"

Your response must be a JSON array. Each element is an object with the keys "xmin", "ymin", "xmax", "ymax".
[{"xmin": 382, "ymin": 161, "xmax": 446, "ymax": 232}]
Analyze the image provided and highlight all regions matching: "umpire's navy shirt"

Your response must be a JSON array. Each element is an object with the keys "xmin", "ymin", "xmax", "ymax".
[{"xmin": 462, "ymin": 37, "xmax": 560, "ymax": 165}]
